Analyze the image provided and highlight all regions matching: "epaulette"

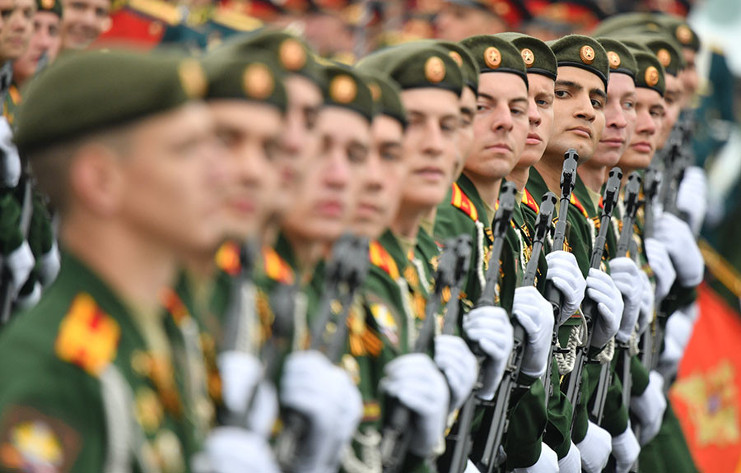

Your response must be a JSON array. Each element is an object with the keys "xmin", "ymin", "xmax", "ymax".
[
  {"xmin": 262, "ymin": 246, "xmax": 295, "ymax": 285},
  {"xmin": 55, "ymin": 293, "xmax": 120, "ymax": 376},
  {"xmin": 569, "ymin": 193, "xmax": 589, "ymax": 219},
  {"xmin": 161, "ymin": 287, "xmax": 189, "ymax": 325},
  {"xmin": 128, "ymin": 0, "xmax": 181, "ymax": 25},
  {"xmin": 369, "ymin": 241, "xmax": 400, "ymax": 280},
  {"xmin": 522, "ymin": 188, "xmax": 539, "ymax": 213},
  {"xmin": 215, "ymin": 241, "xmax": 241, "ymax": 276},
  {"xmin": 451, "ymin": 182, "xmax": 479, "ymax": 222},
  {"xmin": 598, "ymin": 196, "xmax": 604, "ymax": 210},
  {"xmin": 211, "ymin": 6, "xmax": 262, "ymax": 32}
]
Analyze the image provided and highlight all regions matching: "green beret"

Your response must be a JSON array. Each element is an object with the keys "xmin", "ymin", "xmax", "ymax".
[
  {"xmin": 360, "ymin": 71, "xmax": 407, "ymax": 129},
  {"xmin": 16, "ymin": 50, "xmax": 205, "ymax": 154},
  {"xmin": 635, "ymin": 34, "xmax": 684, "ymax": 76},
  {"xmin": 592, "ymin": 13, "xmax": 661, "ymax": 38},
  {"xmin": 202, "ymin": 52, "xmax": 287, "ymax": 114},
  {"xmin": 459, "ymin": 35, "xmax": 528, "ymax": 87},
  {"xmin": 424, "ymin": 40, "xmax": 479, "ymax": 95},
  {"xmin": 495, "ymin": 32, "xmax": 557, "ymax": 81},
  {"xmin": 322, "ymin": 64, "xmax": 375, "ymax": 123},
  {"xmin": 35, "ymin": 0, "xmax": 62, "ymax": 18},
  {"xmin": 629, "ymin": 47, "xmax": 665, "ymax": 97},
  {"xmin": 214, "ymin": 30, "xmax": 325, "ymax": 90},
  {"xmin": 653, "ymin": 14, "xmax": 700, "ymax": 52},
  {"xmin": 357, "ymin": 43, "xmax": 463, "ymax": 97},
  {"xmin": 594, "ymin": 37, "xmax": 637, "ymax": 79},
  {"xmin": 547, "ymin": 34, "xmax": 609, "ymax": 89}
]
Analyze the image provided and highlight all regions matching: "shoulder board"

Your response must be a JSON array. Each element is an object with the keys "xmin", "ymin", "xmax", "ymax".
[
  {"xmin": 369, "ymin": 241, "xmax": 400, "ymax": 280},
  {"xmin": 215, "ymin": 241, "xmax": 241, "ymax": 276},
  {"xmin": 569, "ymin": 194, "xmax": 589, "ymax": 219},
  {"xmin": 598, "ymin": 196, "xmax": 604, "ymax": 210},
  {"xmin": 55, "ymin": 293, "xmax": 120, "ymax": 376},
  {"xmin": 160, "ymin": 288, "xmax": 189, "ymax": 325},
  {"xmin": 451, "ymin": 182, "xmax": 479, "ymax": 222},
  {"xmin": 128, "ymin": 0, "xmax": 181, "ymax": 25},
  {"xmin": 262, "ymin": 246, "xmax": 295, "ymax": 284},
  {"xmin": 8, "ymin": 85, "xmax": 20, "ymax": 106},
  {"xmin": 522, "ymin": 188, "xmax": 539, "ymax": 213},
  {"xmin": 211, "ymin": 7, "xmax": 262, "ymax": 31}
]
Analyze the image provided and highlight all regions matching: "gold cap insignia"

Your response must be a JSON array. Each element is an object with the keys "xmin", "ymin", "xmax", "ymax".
[
  {"xmin": 329, "ymin": 74, "xmax": 357, "ymax": 104},
  {"xmin": 645, "ymin": 66, "xmax": 659, "ymax": 87},
  {"xmin": 243, "ymin": 63, "xmax": 274, "ymax": 100},
  {"xmin": 425, "ymin": 56, "xmax": 446, "ymax": 83},
  {"xmin": 607, "ymin": 51, "xmax": 621, "ymax": 69},
  {"xmin": 279, "ymin": 38, "xmax": 306, "ymax": 71},
  {"xmin": 484, "ymin": 47, "xmax": 501, "ymax": 69},
  {"xmin": 657, "ymin": 48, "xmax": 671, "ymax": 67},
  {"xmin": 521, "ymin": 48, "xmax": 535, "ymax": 67},
  {"xmin": 580, "ymin": 45, "xmax": 595, "ymax": 64},
  {"xmin": 369, "ymin": 83, "xmax": 381, "ymax": 102},
  {"xmin": 676, "ymin": 25, "xmax": 692, "ymax": 45},
  {"xmin": 449, "ymin": 51, "xmax": 463, "ymax": 68},
  {"xmin": 41, "ymin": 0, "xmax": 55, "ymax": 9},
  {"xmin": 178, "ymin": 59, "xmax": 207, "ymax": 99}
]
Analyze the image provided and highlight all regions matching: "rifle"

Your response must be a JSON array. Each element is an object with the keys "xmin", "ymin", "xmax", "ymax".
[
  {"xmin": 542, "ymin": 149, "xmax": 579, "ymax": 411},
  {"xmin": 565, "ymin": 167, "xmax": 621, "ymax": 432},
  {"xmin": 381, "ymin": 235, "xmax": 472, "ymax": 473},
  {"xmin": 275, "ymin": 234, "xmax": 370, "ymax": 472}
]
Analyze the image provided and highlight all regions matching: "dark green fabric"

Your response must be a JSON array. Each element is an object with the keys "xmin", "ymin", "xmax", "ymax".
[
  {"xmin": 639, "ymin": 401, "xmax": 699, "ymax": 473},
  {"xmin": 594, "ymin": 37, "xmax": 638, "ymax": 79},
  {"xmin": 496, "ymin": 32, "xmax": 557, "ymax": 80},
  {"xmin": 360, "ymin": 72, "xmax": 407, "ymax": 128},
  {"xmin": 547, "ymin": 34, "xmax": 610, "ymax": 89},
  {"xmin": 459, "ymin": 35, "xmax": 528, "ymax": 86}
]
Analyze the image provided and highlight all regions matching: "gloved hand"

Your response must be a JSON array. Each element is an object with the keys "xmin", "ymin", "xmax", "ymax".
[
  {"xmin": 576, "ymin": 421, "xmax": 612, "ymax": 473},
  {"xmin": 637, "ymin": 270, "xmax": 654, "ymax": 336},
  {"xmin": 0, "ymin": 117, "xmax": 20, "ymax": 188},
  {"xmin": 546, "ymin": 250, "xmax": 586, "ymax": 325},
  {"xmin": 462, "ymin": 305, "xmax": 514, "ymax": 400},
  {"xmin": 658, "ymin": 305, "xmax": 697, "ymax": 379},
  {"xmin": 513, "ymin": 286, "xmax": 554, "ymax": 378},
  {"xmin": 434, "ymin": 334, "xmax": 478, "ymax": 412},
  {"xmin": 585, "ymin": 269, "xmax": 624, "ymax": 349},
  {"xmin": 610, "ymin": 257, "xmax": 643, "ymax": 344},
  {"xmin": 676, "ymin": 166, "xmax": 708, "ymax": 236},
  {"xmin": 557, "ymin": 442, "xmax": 581, "ymax": 473},
  {"xmin": 612, "ymin": 425, "xmax": 640, "ymax": 473},
  {"xmin": 281, "ymin": 351, "xmax": 363, "ymax": 472},
  {"xmin": 218, "ymin": 351, "xmax": 277, "ymax": 438},
  {"xmin": 198, "ymin": 427, "xmax": 281, "ymax": 473},
  {"xmin": 644, "ymin": 238, "xmax": 676, "ymax": 303},
  {"xmin": 6, "ymin": 241, "xmax": 34, "ymax": 296},
  {"xmin": 654, "ymin": 213, "xmax": 704, "ymax": 287},
  {"xmin": 381, "ymin": 353, "xmax": 449, "ymax": 457},
  {"xmin": 38, "ymin": 240, "xmax": 60, "ymax": 287},
  {"xmin": 512, "ymin": 443, "xmax": 559, "ymax": 472},
  {"xmin": 630, "ymin": 370, "xmax": 667, "ymax": 445}
]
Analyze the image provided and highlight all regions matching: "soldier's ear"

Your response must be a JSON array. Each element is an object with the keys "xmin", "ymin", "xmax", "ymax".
[{"xmin": 68, "ymin": 143, "xmax": 125, "ymax": 217}]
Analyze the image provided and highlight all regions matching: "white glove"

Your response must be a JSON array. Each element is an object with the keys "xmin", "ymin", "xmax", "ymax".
[
  {"xmin": 676, "ymin": 166, "xmax": 708, "ymax": 236},
  {"xmin": 0, "ymin": 117, "xmax": 20, "ymax": 188},
  {"xmin": 557, "ymin": 442, "xmax": 581, "ymax": 473},
  {"xmin": 281, "ymin": 351, "xmax": 363, "ymax": 472},
  {"xmin": 513, "ymin": 286, "xmax": 555, "ymax": 378},
  {"xmin": 576, "ymin": 421, "xmax": 612, "ymax": 473},
  {"xmin": 38, "ymin": 240, "xmax": 60, "ymax": 287},
  {"xmin": 381, "ymin": 353, "xmax": 449, "ymax": 457},
  {"xmin": 655, "ymin": 213, "xmax": 704, "ymax": 287},
  {"xmin": 6, "ymin": 241, "xmax": 34, "ymax": 296},
  {"xmin": 198, "ymin": 426, "xmax": 280, "ymax": 473},
  {"xmin": 610, "ymin": 257, "xmax": 643, "ymax": 344},
  {"xmin": 658, "ymin": 306, "xmax": 696, "ymax": 379},
  {"xmin": 462, "ymin": 305, "xmax": 514, "ymax": 400},
  {"xmin": 637, "ymin": 270, "xmax": 654, "ymax": 336},
  {"xmin": 585, "ymin": 269, "xmax": 624, "ymax": 348},
  {"xmin": 13, "ymin": 282, "xmax": 41, "ymax": 311},
  {"xmin": 545, "ymin": 250, "xmax": 586, "ymax": 324},
  {"xmin": 434, "ymin": 334, "xmax": 478, "ymax": 412},
  {"xmin": 612, "ymin": 425, "xmax": 640, "ymax": 473},
  {"xmin": 644, "ymin": 238, "xmax": 676, "ymax": 302},
  {"xmin": 630, "ymin": 370, "xmax": 666, "ymax": 445},
  {"xmin": 512, "ymin": 443, "xmax": 559, "ymax": 472}
]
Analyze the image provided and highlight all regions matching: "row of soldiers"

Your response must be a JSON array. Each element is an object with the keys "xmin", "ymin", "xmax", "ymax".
[{"xmin": 0, "ymin": 6, "xmax": 708, "ymax": 473}]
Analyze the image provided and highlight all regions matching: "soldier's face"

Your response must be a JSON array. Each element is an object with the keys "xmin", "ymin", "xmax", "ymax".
[
  {"xmin": 13, "ymin": 11, "xmax": 61, "ymax": 82},
  {"xmin": 118, "ymin": 103, "xmax": 229, "ymax": 255},
  {"xmin": 465, "ymin": 72, "xmax": 529, "ymax": 182},
  {"xmin": 399, "ymin": 88, "xmax": 460, "ymax": 211},
  {"xmin": 0, "ymin": 0, "xmax": 36, "ymax": 61},
  {"xmin": 618, "ymin": 87, "xmax": 663, "ymax": 174},
  {"xmin": 435, "ymin": 4, "xmax": 506, "ymax": 42},
  {"xmin": 352, "ymin": 115, "xmax": 405, "ymax": 239},
  {"xmin": 455, "ymin": 86, "xmax": 476, "ymax": 176},
  {"xmin": 679, "ymin": 49, "xmax": 698, "ymax": 105},
  {"xmin": 210, "ymin": 100, "xmax": 283, "ymax": 241},
  {"xmin": 545, "ymin": 66, "xmax": 606, "ymax": 164},
  {"xmin": 515, "ymin": 73, "xmax": 555, "ymax": 171},
  {"xmin": 657, "ymin": 74, "xmax": 683, "ymax": 149},
  {"xmin": 592, "ymin": 72, "xmax": 636, "ymax": 169},
  {"xmin": 60, "ymin": 0, "xmax": 110, "ymax": 50},
  {"xmin": 282, "ymin": 107, "xmax": 370, "ymax": 244}
]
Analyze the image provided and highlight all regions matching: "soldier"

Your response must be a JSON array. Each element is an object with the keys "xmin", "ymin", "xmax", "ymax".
[
  {"xmin": 0, "ymin": 0, "xmax": 35, "ymax": 65},
  {"xmin": 60, "ymin": 0, "xmax": 111, "ymax": 50},
  {"xmin": 0, "ymin": 49, "xmax": 231, "ymax": 471}
]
